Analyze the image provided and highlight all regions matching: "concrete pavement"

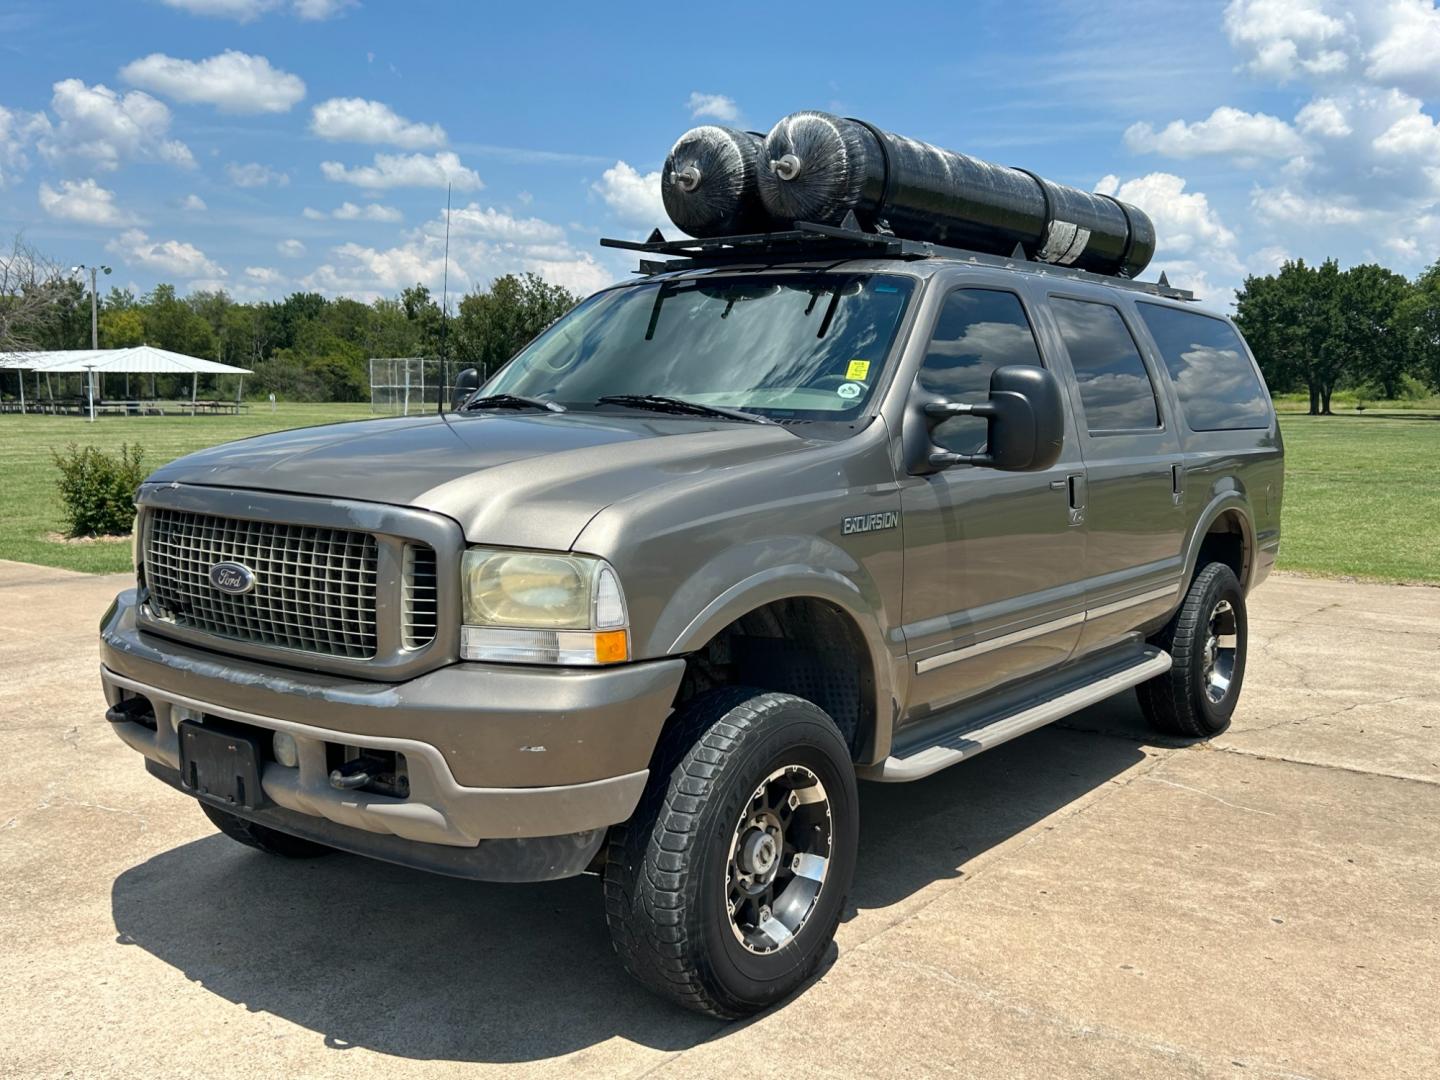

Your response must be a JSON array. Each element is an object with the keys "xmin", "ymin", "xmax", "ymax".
[{"xmin": 0, "ymin": 561, "xmax": 1436, "ymax": 1078}]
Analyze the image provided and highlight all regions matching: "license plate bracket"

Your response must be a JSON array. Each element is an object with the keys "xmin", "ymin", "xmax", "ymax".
[{"xmin": 178, "ymin": 719, "xmax": 267, "ymax": 811}]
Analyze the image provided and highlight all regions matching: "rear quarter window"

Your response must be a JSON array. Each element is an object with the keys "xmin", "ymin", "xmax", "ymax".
[{"xmin": 1136, "ymin": 304, "xmax": 1272, "ymax": 431}]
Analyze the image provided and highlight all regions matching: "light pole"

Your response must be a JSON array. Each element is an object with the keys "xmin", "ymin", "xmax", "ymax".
[{"xmin": 72, "ymin": 263, "xmax": 112, "ymax": 349}]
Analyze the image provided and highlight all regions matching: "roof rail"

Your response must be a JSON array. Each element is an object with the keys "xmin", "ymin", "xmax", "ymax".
[{"xmin": 599, "ymin": 218, "xmax": 1196, "ymax": 302}]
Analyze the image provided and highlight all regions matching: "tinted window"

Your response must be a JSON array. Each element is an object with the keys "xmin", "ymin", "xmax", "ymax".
[
  {"xmin": 918, "ymin": 289, "xmax": 1043, "ymax": 453},
  {"xmin": 1050, "ymin": 298, "xmax": 1160, "ymax": 433},
  {"xmin": 1137, "ymin": 304, "xmax": 1272, "ymax": 431}
]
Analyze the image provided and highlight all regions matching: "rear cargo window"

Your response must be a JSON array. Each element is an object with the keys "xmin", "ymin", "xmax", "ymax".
[
  {"xmin": 1049, "ymin": 297, "xmax": 1160, "ymax": 433},
  {"xmin": 919, "ymin": 288, "xmax": 1043, "ymax": 454},
  {"xmin": 1136, "ymin": 304, "xmax": 1272, "ymax": 431}
]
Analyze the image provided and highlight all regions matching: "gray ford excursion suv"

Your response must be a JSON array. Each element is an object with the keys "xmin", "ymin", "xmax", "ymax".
[{"xmin": 100, "ymin": 225, "xmax": 1282, "ymax": 1017}]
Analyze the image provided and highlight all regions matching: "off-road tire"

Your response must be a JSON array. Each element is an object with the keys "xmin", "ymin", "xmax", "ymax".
[
  {"xmin": 1138, "ymin": 561, "xmax": 1247, "ymax": 737},
  {"xmin": 200, "ymin": 802, "xmax": 335, "ymax": 858},
  {"xmin": 603, "ymin": 687, "xmax": 859, "ymax": 1018}
]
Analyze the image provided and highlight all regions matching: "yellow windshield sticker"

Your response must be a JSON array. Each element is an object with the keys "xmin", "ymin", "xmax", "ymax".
[{"xmin": 845, "ymin": 359, "xmax": 871, "ymax": 381}]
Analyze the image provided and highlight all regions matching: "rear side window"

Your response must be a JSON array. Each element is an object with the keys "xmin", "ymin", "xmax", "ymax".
[
  {"xmin": 918, "ymin": 288, "xmax": 1043, "ymax": 454},
  {"xmin": 1049, "ymin": 297, "xmax": 1160, "ymax": 433},
  {"xmin": 1136, "ymin": 304, "xmax": 1272, "ymax": 431}
]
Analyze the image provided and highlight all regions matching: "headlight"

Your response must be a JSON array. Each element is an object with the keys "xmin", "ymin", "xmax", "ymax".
[{"xmin": 460, "ymin": 547, "xmax": 629, "ymax": 665}]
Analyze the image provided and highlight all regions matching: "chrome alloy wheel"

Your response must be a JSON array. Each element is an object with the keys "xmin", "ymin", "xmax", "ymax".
[
  {"xmin": 724, "ymin": 764, "xmax": 832, "ymax": 955},
  {"xmin": 1202, "ymin": 598, "xmax": 1239, "ymax": 704}
]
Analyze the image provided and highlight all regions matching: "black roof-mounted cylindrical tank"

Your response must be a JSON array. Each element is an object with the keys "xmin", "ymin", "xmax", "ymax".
[
  {"xmin": 755, "ymin": 111, "xmax": 1156, "ymax": 279},
  {"xmin": 661, "ymin": 126, "xmax": 771, "ymax": 238}
]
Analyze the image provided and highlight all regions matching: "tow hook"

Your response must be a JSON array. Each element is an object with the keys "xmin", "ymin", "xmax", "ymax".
[
  {"xmin": 105, "ymin": 696, "xmax": 155, "ymax": 726},
  {"xmin": 329, "ymin": 755, "xmax": 387, "ymax": 790}
]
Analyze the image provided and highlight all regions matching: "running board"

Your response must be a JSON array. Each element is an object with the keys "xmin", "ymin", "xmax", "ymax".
[{"xmin": 860, "ymin": 649, "xmax": 1172, "ymax": 782}]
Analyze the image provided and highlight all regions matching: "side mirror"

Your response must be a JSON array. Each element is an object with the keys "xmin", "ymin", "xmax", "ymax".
[
  {"xmin": 905, "ymin": 365, "xmax": 1065, "ymax": 475},
  {"xmin": 450, "ymin": 367, "xmax": 481, "ymax": 411}
]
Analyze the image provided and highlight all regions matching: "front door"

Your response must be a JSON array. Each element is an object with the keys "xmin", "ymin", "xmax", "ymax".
[{"xmin": 899, "ymin": 285, "xmax": 1088, "ymax": 722}]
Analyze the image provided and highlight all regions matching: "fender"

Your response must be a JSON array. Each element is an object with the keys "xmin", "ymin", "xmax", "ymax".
[
  {"xmin": 1182, "ymin": 490, "xmax": 1257, "ymax": 590},
  {"xmin": 651, "ymin": 540, "xmax": 902, "ymax": 763}
]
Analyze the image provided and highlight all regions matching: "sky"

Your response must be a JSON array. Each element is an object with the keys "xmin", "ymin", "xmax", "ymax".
[{"xmin": 4, "ymin": 0, "xmax": 1440, "ymax": 310}]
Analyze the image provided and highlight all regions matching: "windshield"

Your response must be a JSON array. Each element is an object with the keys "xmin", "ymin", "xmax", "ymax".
[{"xmin": 481, "ymin": 273, "xmax": 917, "ymax": 421}]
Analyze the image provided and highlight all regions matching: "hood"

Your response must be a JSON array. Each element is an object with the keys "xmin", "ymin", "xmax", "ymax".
[{"xmin": 145, "ymin": 411, "xmax": 816, "ymax": 548}]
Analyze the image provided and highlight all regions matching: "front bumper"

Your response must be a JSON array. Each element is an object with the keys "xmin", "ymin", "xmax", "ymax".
[{"xmin": 101, "ymin": 590, "xmax": 685, "ymax": 879}]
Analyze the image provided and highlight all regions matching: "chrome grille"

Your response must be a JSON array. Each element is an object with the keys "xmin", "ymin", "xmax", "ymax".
[
  {"xmin": 402, "ymin": 544, "xmax": 438, "ymax": 650},
  {"xmin": 144, "ymin": 508, "xmax": 379, "ymax": 659}
]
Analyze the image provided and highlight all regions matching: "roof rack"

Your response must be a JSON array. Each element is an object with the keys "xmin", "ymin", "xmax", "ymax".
[{"xmin": 600, "ymin": 216, "xmax": 1196, "ymax": 302}]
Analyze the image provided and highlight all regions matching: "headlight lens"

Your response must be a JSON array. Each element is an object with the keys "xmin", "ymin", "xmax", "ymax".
[{"xmin": 460, "ymin": 548, "xmax": 629, "ymax": 664}]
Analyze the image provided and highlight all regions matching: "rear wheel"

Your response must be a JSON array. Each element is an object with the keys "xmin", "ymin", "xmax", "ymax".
[
  {"xmin": 1139, "ymin": 561, "xmax": 1247, "ymax": 737},
  {"xmin": 200, "ymin": 802, "xmax": 335, "ymax": 858},
  {"xmin": 603, "ymin": 687, "xmax": 858, "ymax": 1018}
]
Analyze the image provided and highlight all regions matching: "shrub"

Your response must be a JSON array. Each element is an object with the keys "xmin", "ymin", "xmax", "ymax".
[{"xmin": 51, "ymin": 443, "xmax": 146, "ymax": 537}]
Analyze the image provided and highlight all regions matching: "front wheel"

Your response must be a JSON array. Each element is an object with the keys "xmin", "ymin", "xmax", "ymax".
[
  {"xmin": 1138, "ymin": 561, "xmax": 1248, "ymax": 737},
  {"xmin": 603, "ymin": 688, "xmax": 859, "ymax": 1018}
]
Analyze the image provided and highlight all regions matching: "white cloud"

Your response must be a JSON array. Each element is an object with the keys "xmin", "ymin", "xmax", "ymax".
[
  {"xmin": 226, "ymin": 161, "xmax": 289, "ymax": 187},
  {"xmin": 320, "ymin": 151, "xmax": 481, "ymax": 190},
  {"xmin": 244, "ymin": 266, "xmax": 285, "ymax": 285},
  {"xmin": 1222, "ymin": 0, "xmax": 1352, "ymax": 83},
  {"xmin": 592, "ymin": 160, "xmax": 674, "ymax": 232},
  {"xmin": 37, "ymin": 79, "xmax": 194, "ymax": 171},
  {"xmin": 444, "ymin": 204, "xmax": 565, "ymax": 243},
  {"xmin": 158, "ymin": 0, "xmax": 352, "ymax": 20},
  {"xmin": 0, "ymin": 106, "xmax": 46, "ymax": 187},
  {"xmin": 1223, "ymin": 1, "xmax": 1440, "ymax": 98},
  {"xmin": 329, "ymin": 201, "xmax": 404, "ymax": 222},
  {"xmin": 686, "ymin": 92, "xmax": 739, "ymax": 122},
  {"xmin": 277, "ymin": 239, "xmax": 306, "ymax": 258},
  {"xmin": 107, "ymin": 228, "xmax": 224, "ymax": 279},
  {"xmin": 310, "ymin": 97, "xmax": 446, "ymax": 149},
  {"xmin": 1098, "ymin": 173, "xmax": 1237, "ymax": 255},
  {"xmin": 303, "ymin": 201, "xmax": 403, "ymax": 221},
  {"xmin": 1295, "ymin": 97, "xmax": 1352, "ymax": 137},
  {"xmin": 180, "ymin": 193, "xmax": 207, "ymax": 211},
  {"xmin": 1125, "ymin": 106, "xmax": 1305, "ymax": 160},
  {"xmin": 1096, "ymin": 172, "xmax": 1242, "ymax": 303},
  {"xmin": 302, "ymin": 204, "xmax": 616, "ymax": 301},
  {"xmin": 120, "ymin": 51, "xmax": 305, "ymax": 114},
  {"xmin": 38, "ymin": 178, "xmax": 137, "ymax": 226},
  {"xmin": 1372, "ymin": 111, "xmax": 1440, "ymax": 159},
  {"xmin": 1251, "ymin": 185, "xmax": 1371, "ymax": 225},
  {"xmin": 1364, "ymin": 0, "xmax": 1440, "ymax": 96}
]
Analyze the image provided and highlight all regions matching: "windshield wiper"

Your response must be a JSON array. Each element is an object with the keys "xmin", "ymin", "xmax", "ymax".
[
  {"xmin": 463, "ymin": 393, "xmax": 566, "ymax": 413},
  {"xmin": 596, "ymin": 394, "xmax": 772, "ymax": 425}
]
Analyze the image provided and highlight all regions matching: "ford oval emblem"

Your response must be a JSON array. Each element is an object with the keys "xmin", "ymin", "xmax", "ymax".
[{"xmin": 209, "ymin": 561, "xmax": 256, "ymax": 595}]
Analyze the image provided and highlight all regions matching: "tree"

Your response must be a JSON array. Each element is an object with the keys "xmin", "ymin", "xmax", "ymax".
[
  {"xmin": 1237, "ymin": 259, "xmax": 1348, "ymax": 414},
  {"xmin": 0, "ymin": 236, "xmax": 66, "ymax": 352},
  {"xmin": 1334, "ymin": 264, "xmax": 1413, "ymax": 399},
  {"xmin": 100, "ymin": 307, "xmax": 145, "ymax": 348},
  {"xmin": 455, "ymin": 273, "xmax": 578, "ymax": 374},
  {"xmin": 1398, "ymin": 262, "xmax": 1440, "ymax": 393}
]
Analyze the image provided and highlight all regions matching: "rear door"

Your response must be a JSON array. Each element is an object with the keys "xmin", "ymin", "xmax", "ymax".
[
  {"xmin": 1036, "ymin": 291, "xmax": 1187, "ymax": 653},
  {"xmin": 898, "ymin": 283, "xmax": 1088, "ymax": 718}
]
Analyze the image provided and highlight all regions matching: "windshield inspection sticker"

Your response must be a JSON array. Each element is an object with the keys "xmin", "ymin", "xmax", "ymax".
[
  {"xmin": 845, "ymin": 359, "xmax": 871, "ymax": 381},
  {"xmin": 836, "ymin": 382, "xmax": 863, "ymax": 400}
]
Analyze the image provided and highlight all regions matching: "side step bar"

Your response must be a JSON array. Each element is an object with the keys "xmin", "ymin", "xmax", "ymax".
[{"xmin": 860, "ymin": 650, "xmax": 1172, "ymax": 782}]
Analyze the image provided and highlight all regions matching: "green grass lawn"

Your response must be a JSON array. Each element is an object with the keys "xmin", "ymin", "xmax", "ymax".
[
  {"xmin": 1, "ymin": 401, "xmax": 1437, "ymax": 583},
  {"xmin": 0, "ymin": 403, "xmax": 372, "ymax": 573},
  {"xmin": 1272, "ymin": 408, "xmax": 1440, "ymax": 583}
]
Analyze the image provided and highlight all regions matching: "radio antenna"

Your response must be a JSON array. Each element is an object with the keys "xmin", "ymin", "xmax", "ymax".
[{"xmin": 437, "ymin": 182, "xmax": 452, "ymax": 416}]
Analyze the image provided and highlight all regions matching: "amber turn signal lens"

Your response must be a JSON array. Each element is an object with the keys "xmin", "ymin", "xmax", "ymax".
[{"xmin": 594, "ymin": 629, "xmax": 629, "ymax": 664}]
